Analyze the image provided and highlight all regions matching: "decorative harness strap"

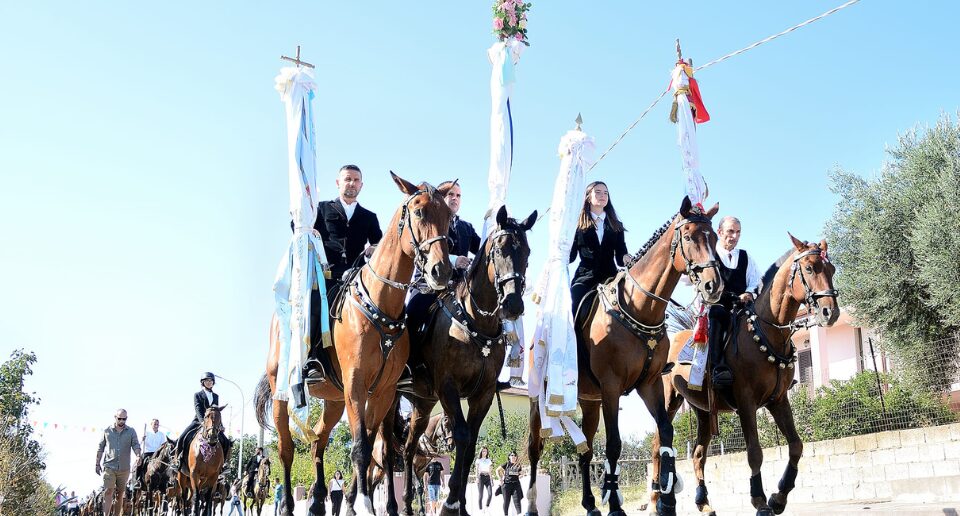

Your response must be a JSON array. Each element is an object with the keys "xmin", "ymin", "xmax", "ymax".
[
  {"xmin": 440, "ymin": 297, "xmax": 507, "ymax": 399},
  {"xmin": 347, "ymin": 271, "xmax": 407, "ymax": 394}
]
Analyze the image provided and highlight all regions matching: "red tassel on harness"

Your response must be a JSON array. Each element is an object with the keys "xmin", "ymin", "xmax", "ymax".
[{"xmin": 693, "ymin": 314, "xmax": 709, "ymax": 344}]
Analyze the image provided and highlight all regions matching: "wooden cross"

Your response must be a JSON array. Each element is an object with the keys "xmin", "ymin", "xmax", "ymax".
[{"xmin": 281, "ymin": 45, "xmax": 314, "ymax": 69}]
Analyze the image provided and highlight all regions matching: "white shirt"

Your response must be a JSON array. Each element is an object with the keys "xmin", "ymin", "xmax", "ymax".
[
  {"xmin": 476, "ymin": 457, "xmax": 492, "ymax": 475},
  {"xmin": 591, "ymin": 212, "xmax": 606, "ymax": 242},
  {"xmin": 716, "ymin": 243, "xmax": 760, "ymax": 293},
  {"xmin": 204, "ymin": 389, "xmax": 213, "ymax": 405},
  {"xmin": 339, "ymin": 198, "xmax": 357, "ymax": 221},
  {"xmin": 143, "ymin": 430, "xmax": 166, "ymax": 453},
  {"xmin": 329, "ymin": 478, "xmax": 344, "ymax": 492}
]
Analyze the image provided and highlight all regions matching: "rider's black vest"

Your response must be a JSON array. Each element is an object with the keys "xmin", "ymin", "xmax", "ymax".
[{"xmin": 717, "ymin": 249, "xmax": 749, "ymax": 308}]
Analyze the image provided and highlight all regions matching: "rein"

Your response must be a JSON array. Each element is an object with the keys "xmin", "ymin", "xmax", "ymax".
[
  {"xmin": 396, "ymin": 187, "xmax": 449, "ymax": 282},
  {"xmin": 789, "ymin": 247, "xmax": 840, "ymax": 314},
  {"xmin": 464, "ymin": 227, "xmax": 527, "ymax": 318}
]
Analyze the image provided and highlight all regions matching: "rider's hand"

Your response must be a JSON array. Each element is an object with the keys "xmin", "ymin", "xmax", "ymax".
[
  {"xmin": 739, "ymin": 293, "xmax": 755, "ymax": 303},
  {"xmin": 95, "ymin": 464, "xmax": 102, "ymax": 476},
  {"xmin": 455, "ymin": 256, "xmax": 471, "ymax": 269},
  {"xmin": 364, "ymin": 246, "xmax": 376, "ymax": 258}
]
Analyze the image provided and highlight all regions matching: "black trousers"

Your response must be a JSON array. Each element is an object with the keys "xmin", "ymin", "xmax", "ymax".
[
  {"xmin": 405, "ymin": 291, "xmax": 439, "ymax": 343},
  {"xmin": 477, "ymin": 474, "xmax": 492, "ymax": 508},
  {"xmin": 502, "ymin": 482, "xmax": 522, "ymax": 515},
  {"xmin": 330, "ymin": 490, "xmax": 343, "ymax": 516},
  {"xmin": 570, "ymin": 278, "xmax": 601, "ymax": 318}
]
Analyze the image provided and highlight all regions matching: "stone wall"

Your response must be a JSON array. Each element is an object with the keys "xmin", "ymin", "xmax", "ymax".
[{"xmin": 647, "ymin": 423, "xmax": 960, "ymax": 512}]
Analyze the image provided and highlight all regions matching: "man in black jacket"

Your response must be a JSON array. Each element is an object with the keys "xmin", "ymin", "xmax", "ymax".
[
  {"xmin": 171, "ymin": 372, "xmax": 232, "ymax": 474},
  {"xmin": 243, "ymin": 446, "xmax": 267, "ymax": 497}
]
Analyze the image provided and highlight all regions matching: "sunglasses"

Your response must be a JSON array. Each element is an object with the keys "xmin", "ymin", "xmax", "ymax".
[{"xmin": 116, "ymin": 417, "xmax": 127, "ymax": 421}]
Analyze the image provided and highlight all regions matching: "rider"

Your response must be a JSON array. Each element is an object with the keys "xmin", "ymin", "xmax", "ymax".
[
  {"xmin": 134, "ymin": 418, "xmax": 165, "ymax": 489},
  {"xmin": 303, "ymin": 165, "xmax": 383, "ymax": 379},
  {"xmin": 405, "ymin": 180, "xmax": 480, "ymax": 340},
  {"xmin": 243, "ymin": 446, "xmax": 267, "ymax": 497},
  {"xmin": 708, "ymin": 216, "xmax": 760, "ymax": 387},
  {"xmin": 171, "ymin": 372, "xmax": 232, "ymax": 475},
  {"xmin": 569, "ymin": 181, "xmax": 629, "ymax": 316}
]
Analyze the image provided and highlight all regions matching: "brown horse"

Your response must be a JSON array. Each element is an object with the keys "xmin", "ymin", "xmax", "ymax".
[
  {"xmin": 369, "ymin": 401, "xmax": 455, "ymax": 490},
  {"xmin": 244, "ymin": 459, "xmax": 271, "ymax": 515},
  {"xmin": 255, "ymin": 173, "xmax": 454, "ymax": 516},
  {"xmin": 187, "ymin": 405, "xmax": 227, "ymax": 516},
  {"xmin": 399, "ymin": 206, "xmax": 536, "ymax": 515},
  {"xmin": 141, "ymin": 438, "xmax": 176, "ymax": 515},
  {"xmin": 657, "ymin": 235, "xmax": 838, "ymax": 516},
  {"xmin": 526, "ymin": 197, "xmax": 723, "ymax": 516}
]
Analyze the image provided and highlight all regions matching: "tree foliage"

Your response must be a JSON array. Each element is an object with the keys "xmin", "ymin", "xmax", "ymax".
[
  {"xmin": 0, "ymin": 350, "xmax": 55, "ymax": 514},
  {"xmin": 824, "ymin": 114, "xmax": 960, "ymax": 387}
]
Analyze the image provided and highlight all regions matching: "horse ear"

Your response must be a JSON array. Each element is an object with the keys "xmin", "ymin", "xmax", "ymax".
[
  {"xmin": 496, "ymin": 205, "xmax": 509, "ymax": 227},
  {"xmin": 390, "ymin": 171, "xmax": 418, "ymax": 195},
  {"xmin": 216, "ymin": 404, "xmax": 228, "ymax": 412},
  {"xmin": 519, "ymin": 210, "xmax": 538, "ymax": 231},
  {"xmin": 679, "ymin": 196, "xmax": 693, "ymax": 217},
  {"xmin": 704, "ymin": 202, "xmax": 720, "ymax": 218},
  {"xmin": 438, "ymin": 179, "xmax": 457, "ymax": 197},
  {"xmin": 788, "ymin": 232, "xmax": 807, "ymax": 251}
]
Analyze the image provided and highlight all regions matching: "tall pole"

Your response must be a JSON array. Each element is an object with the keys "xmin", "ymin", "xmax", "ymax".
[{"xmin": 216, "ymin": 374, "xmax": 246, "ymax": 474}]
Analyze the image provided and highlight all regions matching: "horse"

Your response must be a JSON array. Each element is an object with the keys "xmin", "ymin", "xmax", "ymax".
[
  {"xmin": 370, "ymin": 411, "xmax": 454, "ymax": 497},
  {"xmin": 657, "ymin": 235, "xmax": 839, "ymax": 516},
  {"xmin": 212, "ymin": 475, "xmax": 230, "ymax": 516},
  {"xmin": 397, "ymin": 206, "xmax": 536, "ymax": 515},
  {"xmin": 244, "ymin": 458, "xmax": 271, "ymax": 515},
  {"xmin": 255, "ymin": 172, "xmax": 454, "ymax": 516},
  {"xmin": 186, "ymin": 405, "xmax": 227, "ymax": 516},
  {"xmin": 141, "ymin": 438, "xmax": 176, "ymax": 515},
  {"xmin": 526, "ymin": 196, "xmax": 723, "ymax": 516}
]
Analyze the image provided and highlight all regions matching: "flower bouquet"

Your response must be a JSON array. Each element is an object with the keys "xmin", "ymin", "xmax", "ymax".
[{"xmin": 492, "ymin": 0, "xmax": 531, "ymax": 45}]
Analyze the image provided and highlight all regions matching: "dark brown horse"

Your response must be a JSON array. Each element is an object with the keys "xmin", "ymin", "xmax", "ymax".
[
  {"xmin": 369, "ymin": 411, "xmax": 453, "ymax": 508},
  {"xmin": 141, "ymin": 438, "xmax": 176, "ymax": 515},
  {"xmin": 187, "ymin": 405, "xmax": 226, "ymax": 516},
  {"xmin": 658, "ymin": 235, "xmax": 838, "ymax": 516},
  {"xmin": 255, "ymin": 173, "xmax": 454, "ymax": 516},
  {"xmin": 400, "ymin": 206, "xmax": 536, "ymax": 515},
  {"xmin": 243, "ymin": 459, "xmax": 271, "ymax": 515},
  {"xmin": 526, "ymin": 197, "xmax": 723, "ymax": 516}
]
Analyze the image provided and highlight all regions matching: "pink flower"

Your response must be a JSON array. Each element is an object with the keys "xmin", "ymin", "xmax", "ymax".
[
  {"xmin": 493, "ymin": 17, "xmax": 504, "ymax": 30},
  {"xmin": 509, "ymin": 13, "xmax": 517, "ymax": 26},
  {"xmin": 502, "ymin": 0, "xmax": 515, "ymax": 13},
  {"xmin": 515, "ymin": 33, "xmax": 524, "ymax": 41}
]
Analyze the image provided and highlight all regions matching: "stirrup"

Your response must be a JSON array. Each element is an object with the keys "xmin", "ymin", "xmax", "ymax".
[
  {"xmin": 712, "ymin": 368, "xmax": 734, "ymax": 387},
  {"xmin": 303, "ymin": 358, "xmax": 325, "ymax": 383}
]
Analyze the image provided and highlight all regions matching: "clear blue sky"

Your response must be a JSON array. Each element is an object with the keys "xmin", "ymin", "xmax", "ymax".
[{"xmin": 2, "ymin": 1, "xmax": 956, "ymax": 495}]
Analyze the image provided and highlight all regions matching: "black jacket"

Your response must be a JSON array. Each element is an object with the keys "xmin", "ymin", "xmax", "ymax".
[
  {"xmin": 569, "ymin": 221, "xmax": 628, "ymax": 286},
  {"xmin": 193, "ymin": 390, "xmax": 219, "ymax": 424},
  {"xmin": 449, "ymin": 217, "xmax": 481, "ymax": 257},
  {"xmin": 313, "ymin": 199, "xmax": 383, "ymax": 278}
]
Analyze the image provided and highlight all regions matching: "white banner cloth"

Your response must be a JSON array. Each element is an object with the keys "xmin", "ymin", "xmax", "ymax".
[
  {"xmin": 528, "ymin": 129, "xmax": 594, "ymax": 450},
  {"xmin": 670, "ymin": 64, "xmax": 707, "ymax": 206},
  {"xmin": 272, "ymin": 67, "xmax": 330, "ymax": 425}
]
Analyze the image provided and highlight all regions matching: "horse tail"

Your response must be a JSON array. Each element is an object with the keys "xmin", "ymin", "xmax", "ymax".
[{"xmin": 254, "ymin": 374, "xmax": 274, "ymax": 431}]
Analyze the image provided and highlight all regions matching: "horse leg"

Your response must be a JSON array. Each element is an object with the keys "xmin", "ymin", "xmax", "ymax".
[
  {"xmin": 577, "ymin": 398, "xmax": 602, "ymax": 516},
  {"xmin": 524, "ymin": 398, "xmax": 545, "ymax": 516},
  {"xmin": 403, "ymin": 398, "xmax": 435, "ymax": 516},
  {"xmin": 737, "ymin": 403, "xmax": 772, "ymax": 515},
  {"xmin": 379, "ymin": 394, "xmax": 400, "ymax": 516},
  {"xmin": 271, "ymin": 397, "xmax": 296, "ymax": 516},
  {"xmin": 309, "ymin": 399, "xmax": 344, "ymax": 516},
  {"xmin": 766, "ymin": 399, "xmax": 802, "ymax": 515},
  {"xmin": 599, "ymin": 388, "xmax": 627, "ymax": 516},
  {"xmin": 344, "ymin": 468, "xmax": 359, "ymax": 516},
  {"xmin": 638, "ymin": 380, "xmax": 679, "ymax": 516},
  {"xmin": 437, "ymin": 380, "xmax": 467, "ymax": 516},
  {"xmin": 691, "ymin": 408, "xmax": 715, "ymax": 515},
  {"xmin": 461, "ymin": 390, "xmax": 495, "ymax": 515},
  {"xmin": 343, "ymin": 370, "xmax": 376, "ymax": 516}
]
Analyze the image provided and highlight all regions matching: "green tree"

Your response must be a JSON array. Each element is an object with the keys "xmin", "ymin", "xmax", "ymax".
[
  {"xmin": 0, "ymin": 350, "xmax": 55, "ymax": 514},
  {"xmin": 824, "ymin": 114, "xmax": 960, "ymax": 388}
]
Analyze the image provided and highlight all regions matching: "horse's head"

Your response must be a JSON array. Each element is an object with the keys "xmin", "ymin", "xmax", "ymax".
[
  {"xmin": 391, "ymin": 172, "xmax": 454, "ymax": 291},
  {"xmin": 787, "ymin": 234, "xmax": 839, "ymax": 327},
  {"xmin": 202, "ymin": 404, "xmax": 226, "ymax": 444},
  {"xmin": 483, "ymin": 206, "xmax": 537, "ymax": 320},
  {"xmin": 672, "ymin": 196, "xmax": 723, "ymax": 303}
]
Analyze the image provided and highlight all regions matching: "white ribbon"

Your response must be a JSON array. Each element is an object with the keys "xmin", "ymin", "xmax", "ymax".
[{"xmin": 671, "ymin": 64, "xmax": 708, "ymax": 206}]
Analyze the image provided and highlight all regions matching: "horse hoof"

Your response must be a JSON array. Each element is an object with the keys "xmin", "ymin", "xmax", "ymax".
[
  {"xmin": 768, "ymin": 493, "xmax": 787, "ymax": 514},
  {"xmin": 756, "ymin": 508, "xmax": 775, "ymax": 516},
  {"xmin": 586, "ymin": 510, "xmax": 601, "ymax": 516},
  {"xmin": 607, "ymin": 510, "xmax": 628, "ymax": 516}
]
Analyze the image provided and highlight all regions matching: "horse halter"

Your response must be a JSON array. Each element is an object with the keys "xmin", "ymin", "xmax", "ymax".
[
  {"xmin": 395, "ymin": 185, "xmax": 449, "ymax": 281},
  {"xmin": 669, "ymin": 213, "xmax": 719, "ymax": 288},
  {"xmin": 788, "ymin": 247, "xmax": 839, "ymax": 323},
  {"xmin": 469, "ymin": 227, "xmax": 526, "ymax": 318}
]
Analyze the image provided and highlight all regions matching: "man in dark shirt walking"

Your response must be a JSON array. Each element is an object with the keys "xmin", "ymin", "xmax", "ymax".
[{"xmin": 423, "ymin": 458, "xmax": 446, "ymax": 515}]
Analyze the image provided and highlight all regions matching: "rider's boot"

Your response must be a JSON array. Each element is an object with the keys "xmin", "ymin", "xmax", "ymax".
[{"xmin": 709, "ymin": 314, "xmax": 734, "ymax": 387}]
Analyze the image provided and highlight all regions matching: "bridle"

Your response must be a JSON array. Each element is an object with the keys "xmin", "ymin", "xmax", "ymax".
[
  {"xmin": 467, "ymin": 227, "xmax": 527, "ymax": 318},
  {"xmin": 669, "ymin": 213, "xmax": 720, "ymax": 294},
  {"xmin": 788, "ymin": 246, "xmax": 839, "ymax": 322}
]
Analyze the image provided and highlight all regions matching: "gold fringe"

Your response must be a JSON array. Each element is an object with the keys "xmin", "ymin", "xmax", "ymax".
[
  {"xmin": 689, "ymin": 384, "xmax": 702, "ymax": 392},
  {"xmin": 321, "ymin": 331, "xmax": 333, "ymax": 349},
  {"xmin": 576, "ymin": 441, "xmax": 590, "ymax": 455},
  {"xmin": 540, "ymin": 428, "xmax": 553, "ymax": 438},
  {"xmin": 547, "ymin": 394, "xmax": 565, "ymax": 405},
  {"xmin": 531, "ymin": 293, "xmax": 541, "ymax": 305},
  {"xmin": 287, "ymin": 405, "xmax": 318, "ymax": 443}
]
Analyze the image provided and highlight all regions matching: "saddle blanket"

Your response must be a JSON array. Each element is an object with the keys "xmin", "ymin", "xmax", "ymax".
[{"xmin": 677, "ymin": 331, "xmax": 708, "ymax": 391}]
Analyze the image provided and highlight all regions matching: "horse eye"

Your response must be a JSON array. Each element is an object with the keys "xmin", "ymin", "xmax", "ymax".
[
  {"xmin": 414, "ymin": 209, "xmax": 423, "ymax": 218},
  {"xmin": 683, "ymin": 235, "xmax": 692, "ymax": 241},
  {"xmin": 805, "ymin": 265, "xmax": 814, "ymax": 273}
]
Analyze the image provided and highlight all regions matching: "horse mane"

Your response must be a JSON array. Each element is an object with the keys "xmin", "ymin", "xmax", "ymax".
[
  {"xmin": 758, "ymin": 248, "xmax": 795, "ymax": 295},
  {"xmin": 626, "ymin": 213, "xmax": 678, "ymax": 267}
]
